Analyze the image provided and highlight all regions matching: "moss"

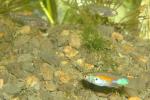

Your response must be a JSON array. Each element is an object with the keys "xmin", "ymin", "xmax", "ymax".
[{"xmin": 81, "ymin": 26, "xmax": 107, "ymax": 51}]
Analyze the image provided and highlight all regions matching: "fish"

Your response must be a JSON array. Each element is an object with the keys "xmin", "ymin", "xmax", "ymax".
[
  {"xmin": 89, "ymin": 5, "xmax": 118, "ymax": 17},
  {"xmin": 84, "ymin": 72, "xmax": 128, "ymax": 88}
]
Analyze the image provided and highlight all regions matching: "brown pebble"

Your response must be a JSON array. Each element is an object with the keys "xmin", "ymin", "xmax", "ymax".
[
  {"xmin": 40, "ymin": 63, "xmax": 54, "ymax": 81},
  {"xmin": 25, "ymin": 75, "xmax": 39, "ymax": 87},
  {"xmin": 55, "ymin": 71, "xmax": 71, "ymax": 84},
  {"xmin": 43, "ymin": 81, "xmax": 57, "ymax": 91}
]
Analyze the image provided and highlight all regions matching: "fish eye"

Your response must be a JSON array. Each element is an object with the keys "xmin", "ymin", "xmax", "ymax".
[
  {"xmin": 95, "ymin": 78, "xmax": 98, "ymax": 81},
  {"xmin": 84, "ymin": 75, "xmax": 87, "ymax": 79}
]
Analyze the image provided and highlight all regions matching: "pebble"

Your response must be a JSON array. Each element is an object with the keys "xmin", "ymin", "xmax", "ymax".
[
  {"xmin": 108, "ymin": 94, "xmax": 122, "ymax": 100},
  {"xmin": 14, "ymin": 35, "xmax": 30, "ymax": 47},
  {"xmin": 17, "ymin": 54, "xmax": 32, "ymax": 62},
  {"xmin": 40, "ymin": 63, "xmax": 54, "ymax": 81},
  {"xmin": 63, "ymin": 46, "xmax": 78, "ymax": 58},
  {"xmin": 25, "ymin": 75, "xmax": 40, "ymax": 90},
  {"xmin": 128, "ymin": 96, "xmax": 141, "ymax": 100},
  {"xmin": 43, "ymin": 81, "xmax": 57, "ymax": 91},
  {"xmin": 3, "ymin": 82, "xmax": 24, "ymax": 94},
  {"xmin": 111, "ymin": 32, "xmax": 124, "ymax": 41},
  {"xmin": 0, "ymin": 79, "xmax": 4, "ymax": 89},
  {"xmin": 54, "ymin": 70, "xmax": 71, "ymax": 84},
  {"xmin": 17, "ymin": 25, "xmax": 31, "ymax": 34},
  {"xmin": 48, "ymin": 91, "xmax": 68, "ymax": 100},
  {"xmin": 0, "ymin": 32, "xmax": 5, "ymax": 38},
  {"xmin": 69, "ymin": 32, "xmax": 81, "ymax": 49}
]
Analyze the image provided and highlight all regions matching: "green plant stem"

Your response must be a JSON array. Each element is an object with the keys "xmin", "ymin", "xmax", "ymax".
[{"xmin": 39, "ymin": 1, "xmax": 54, "ymax": 24}]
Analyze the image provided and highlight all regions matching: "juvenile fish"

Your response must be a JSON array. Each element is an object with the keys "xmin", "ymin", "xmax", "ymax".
[{"xmin": 84, "ymin": 72, "xmax": 128, "ymax": 88}]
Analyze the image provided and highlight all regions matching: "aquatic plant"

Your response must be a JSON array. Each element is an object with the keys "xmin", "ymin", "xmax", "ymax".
[
  {"xmin": 1, "ymin": 0, "xmax": 149, "ymax": 39},
  {"xmin": 81, "ymin": 26, "xmax": 109, "ymax": 51},
  {"xmin": 39, "ymin": 0, "xmax": 57, "ymax": 25},
  {"xmin": 138, "ymin": 0, "xmax": 150, "ymax": 39},
  {"xmin": 0, "ymin": 0, "xmax": 30, "ymax": 13}
]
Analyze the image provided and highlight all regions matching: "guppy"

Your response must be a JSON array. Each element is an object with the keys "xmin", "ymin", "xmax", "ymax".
[{"xmin": 84, "ymin": 72, "xmax": 128, "ymax": 88}]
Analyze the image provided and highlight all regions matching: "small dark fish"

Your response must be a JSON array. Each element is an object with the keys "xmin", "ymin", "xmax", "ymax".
[
  {"xmin": 8, "ymin": 12, "xmax": 49, "ymax": 31},
  {"xmin": 89, "ymin": 5, "xmax": 117, "ymax": 17}
]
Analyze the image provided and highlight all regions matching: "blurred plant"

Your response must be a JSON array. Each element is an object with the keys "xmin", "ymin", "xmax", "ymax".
[
  {"xmin": 61, "ymin": 0, "xmax": 120, "ymax": 51},
  {"xmin": 81, "ymin": 26, "xmax": 108, "ymax": 51},
  {"xmin": 0, "ymin": 0, "xmax": 30, "ymax": 13},
  {"xmin": 0, "ymin": 0, "xmax": 149, "ymax": 40},
  {"xmin": 61, "ymin": 0, "xmax": 122, "ymax": 25},
  {"xmin": 109, "ymin": 0, "xmax": 142, "ymax": 35},
  {"xmin": 39, "ymin": 0, "xmax": 57, "ymax": 25},
  {"xmin": 138, "ymin": 0, "xmax": 150, "ymax": 39}
]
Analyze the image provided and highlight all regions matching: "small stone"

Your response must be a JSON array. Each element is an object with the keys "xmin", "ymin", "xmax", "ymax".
[
  {"xmin": 108, "ymin": 94, "xmax": 122, "ymax": 100},
  {"xmin": 18, "ymin": 25, "xmax": 31, "ymax": 34},
  {"xmin": 60, "ymin": 61, "xmax": 68, "ymax": 66},
  {"xmin": 111, "ymin": 32, "xmax": 123, "ymax": 41},
  {"xmin": 0, "ymin": 32, "xmax": 5, "ymax": 38},
  {"xmin": 0, "ymin": 79, "xmax": 4, "ymax": 89},
  {"xmin": 60, "ymin": 30, "xmax": 70, "ymax": 36},
  {"xmin": 63, "ymin": 46, "xmax": 78, "ymax": 58},
  {"xmin": 40, "ymin": 63, "xmax": 54, "ymax": 81},
  {"xmin": 76, "ymin": 58, "xmax": 85, "ymax": 66},
  {"xmin": 25, "ymin": 75, "xmax": 39, "ymax": 88},
  {"xmin": 69, "ymin": 33, "xmax": 81, "ymax": 49},
  {"xmin": 3, "ymin": 82, "xmax": 24, "ymax": 94},
  {"xmin": 121, "ymin": 43, "xmax": 135, "ymax": 54},
  {"xmin": 56, "ymin": 52, "xmax": 65, "ymax": 57},
  {"xmin": 48, "ymin": 91, "xmax": 68, "ymax": 100},
  {"xmin": 76, "ymin": 58, "xmax": 94, "ymax": 70},
  {"xmin": 44, "ymin": 81, "xmax": 57, "ymax": 91},
  {"xmin": 54, "ymin": 71, "xmax": 71, "ymax": 84},
  {"xmin": 133, "ymin": 55, "xmax": 148, "ymax": 64},
  {"xmin": 14, "ymin": 35, "xmax": 30, "ymax": 47},
  {"xmin": 84, "ymin": 63, "xmax": 94, "ymax": 70},
  {"xmin": 11, "ymin": 97, "xmax": 20, "ymax": 100},
  {"xmin": 128, "ymin": 96, "xmax": 141, "ymax": 100},
  {"xmin": 17, "ymin": 54, "xmax": 32, "ymax": 62}
]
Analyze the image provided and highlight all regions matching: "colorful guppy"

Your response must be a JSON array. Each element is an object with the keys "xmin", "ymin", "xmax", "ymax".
[{"xmin": 84, "ymin": 72, "xmax": 129, "ymax": 88}]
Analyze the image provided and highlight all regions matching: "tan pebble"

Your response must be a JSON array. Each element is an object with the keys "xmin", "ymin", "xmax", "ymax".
[
  {"xmin": 55, "ymin": 71, "xmax": 71, "ymax": 84},
  {"xmin": 25, "ymin": 75, "xmax": 38, "ymax": 87},
  {"xmin": 111, "ymin": 32, "xmax": 123, "ymax": 41},
  {"xmin": 0, "ymin": 65, "xmax": 6, "ymax": 71},
  {"xmin": 108, "ymin": 93, "xmax": 121, "ymax": 100},
  {"xmin": 60, "ymin": 30, "xmax": 70, "ymax": 36},
  {"xmin": 122, "ymin": 43, "xmax": 135, "ymax": 53},
  {"xmin": 69, "ymin": 33, "xmax": 81, "ymax": 49},
  {"xmin": 11, "ymin": 97, "xmax": 20, "ymax": 100},
  {"xmin": 76, "ymin": 59, "xmax": 94, "ymax": 69},
  {"xmin": 76, "ymin": 59, "xmax": 85, "ymax": 66},
  {"xmin": 0, "ymin": 32, "xmax": 5, "ymax": 38},
  {"xmin": 0, "ymin": 79, "xmax": 4, "ymax": 89},
  {"xmin": 40, "ymin": 63, "xmax": 54, "ymax": 80},
  {"xmin": 57, "ymin": 52, "xmax": 65, "ymax": 57},
  {"xmin": 44, "ymin": 81, "xmax": 57, "ymax": 91},
  {"xmin": 63, "ymin": 46, "xmax": 78, "ymax": 58},
  {"xmin": 128, "ymin": 96, "xmax": 141, "ymax": 100},
  {"xmin": 135, "ymin": 55, "xmax": 148, "ymax": 64},
  {"xmin": 84, "ymin": 63, "xmax": 94, "ymax": 70},
  {"xmin": 18, "ymin": 25, "xmax": 31, "ymax": 34},
  {"xmin": 60, "ymin": 61, "xmax": 68, "ymax": 66}
]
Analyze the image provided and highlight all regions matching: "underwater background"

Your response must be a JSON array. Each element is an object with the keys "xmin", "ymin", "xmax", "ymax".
[{"xmin": 0, "ymin": 0, "xmax": 150, "ymax": 100}]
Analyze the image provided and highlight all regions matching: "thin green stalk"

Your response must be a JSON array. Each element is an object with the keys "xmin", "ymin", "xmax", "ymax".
[{"xmin": 39, "ymin": 0, "xmax": 54, "ymax": 24}]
